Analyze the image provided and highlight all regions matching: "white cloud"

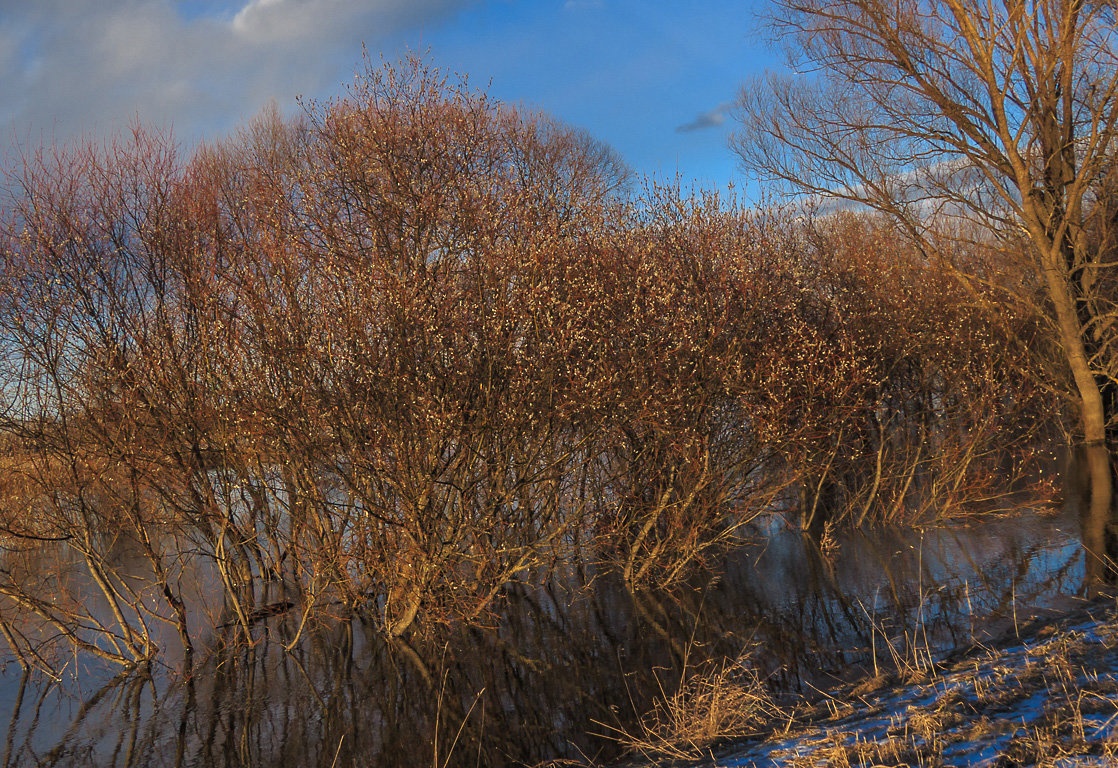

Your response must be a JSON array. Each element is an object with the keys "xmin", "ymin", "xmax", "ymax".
[
  {"xmin": 0, "ymin": 0, "xmax": 476, "ymax": 149},
  {"xmin": 233, "ymin": 0, "xmax": 315, "ymax": 42}
]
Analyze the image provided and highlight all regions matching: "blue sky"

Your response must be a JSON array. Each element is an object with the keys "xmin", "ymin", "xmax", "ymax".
[{"xmin": 0, "ymin": 0, "xmax": 776, "ymax": 195}]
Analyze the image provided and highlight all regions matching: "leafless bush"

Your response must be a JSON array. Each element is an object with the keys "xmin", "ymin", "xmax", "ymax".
[
  {"xmin": 783, "ymin": 214, "xmax": 1059, "ymax": 528},
  {"xmin": 0, "ymin": 56, "xmax": 1067, "ymax": 671}
]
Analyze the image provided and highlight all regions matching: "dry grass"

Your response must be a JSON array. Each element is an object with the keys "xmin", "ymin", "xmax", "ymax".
[
  {"xmin": 605, "ymin": 657, "xmax": 785, "ymax": 762},
  {"xmin": 787, "ymin": 735, "xmax": 944, "ymax": 768},
  {"xmin": 604, "ymin": 603, "xmax": 1118, "ymax": 768}
]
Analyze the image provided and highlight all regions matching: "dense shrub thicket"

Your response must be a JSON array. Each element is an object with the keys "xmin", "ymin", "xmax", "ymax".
[{"xmin": 0, "ymin": 59, "xmax": 1060, "ymax": 668}]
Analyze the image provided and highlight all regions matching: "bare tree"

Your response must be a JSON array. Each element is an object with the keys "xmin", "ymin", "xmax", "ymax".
[{"xmin": 734, "ymin": 0, "xmax": 1118, "ymax": 462}]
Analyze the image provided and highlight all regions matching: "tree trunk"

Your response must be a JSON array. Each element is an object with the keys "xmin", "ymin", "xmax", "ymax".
[{"xmin": 1038, "ymin": 247, "xmax": 1110, "ymax": 446}]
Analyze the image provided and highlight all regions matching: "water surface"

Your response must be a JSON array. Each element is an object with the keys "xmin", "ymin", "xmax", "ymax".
[{"xmin": 0, "ymin": 499, "xmax": 1103, "ymax": 767}]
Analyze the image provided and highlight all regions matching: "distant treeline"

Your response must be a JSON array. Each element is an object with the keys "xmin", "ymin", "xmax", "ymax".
[{"xmin": 0, "ymin": 58, "xmax": 1064, "ymax": 665}]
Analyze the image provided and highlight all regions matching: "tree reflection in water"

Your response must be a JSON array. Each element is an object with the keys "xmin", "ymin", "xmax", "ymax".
[
  {"xmin": 1067, "ymin": 445, "xmax": 1118, "ymax": 593},
  {"xmin": 0, "ymin": 505, "xmax": 1100, "ymax": 768}
]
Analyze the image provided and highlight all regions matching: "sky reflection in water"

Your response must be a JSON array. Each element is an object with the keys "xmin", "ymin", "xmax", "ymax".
[{"xmin": 0, "ymin": 507, "xmax": 1094, "ymax": 767}]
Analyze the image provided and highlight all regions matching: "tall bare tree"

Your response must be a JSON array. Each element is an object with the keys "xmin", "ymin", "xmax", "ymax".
[{"xmin": 734, "ymin": 0, "xmax": 1118, "ymax": 458}]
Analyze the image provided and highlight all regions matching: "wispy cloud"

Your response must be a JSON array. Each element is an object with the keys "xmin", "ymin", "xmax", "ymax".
[
  {"xmin": 675, "ymin": 100, "xmax": 733, "ymax": 133},
  {"xmin": 0, "ymin": 0, "xmax": 476, "ymax": 148}
]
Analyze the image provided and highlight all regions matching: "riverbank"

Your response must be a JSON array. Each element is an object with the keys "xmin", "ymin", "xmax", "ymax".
[{"xmin": 618, "ymin": 595, "xmax": 1118, "ymax": 767}]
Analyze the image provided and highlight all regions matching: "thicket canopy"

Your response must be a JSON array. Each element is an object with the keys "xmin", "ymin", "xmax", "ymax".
[
  {"xmin": 0, "ymin": 56, "xmax": 1059, "ymax": 671},
  {"xmin": 735, "ymin": 0, "xmax": 1118, "ymax": 448}
]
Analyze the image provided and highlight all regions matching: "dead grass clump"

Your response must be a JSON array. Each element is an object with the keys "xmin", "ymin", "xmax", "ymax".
[
  {"xmin": 611, "ymin": 659, "xmax": 783, "ymax": 761},
  {"xmin": 846, "ymin": 736, "xmax": 942, "ymax": 767},
  {"xmin": 957, "ymin": 715, "xmax": 1004, "ymax": 743},
  {"xmin": 788, "ymin": 734, "xmax": 943, "ymax": 768},
  {"xmin": 849, "ymin": 672, "xmax": 894, "ymax": 698},
  {"xmin": 899, "ymin": 701, "xmax": 966, "ymax": 742}
]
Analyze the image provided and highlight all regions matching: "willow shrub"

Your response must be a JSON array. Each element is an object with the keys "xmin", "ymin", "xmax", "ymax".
[
  {"xmin": 787, "ymin": 214, "xmax": 1060, "ymax": 529},
  {"xmin": 0, "ymin": 58, "xmax": 1062, "ymax": 667}
]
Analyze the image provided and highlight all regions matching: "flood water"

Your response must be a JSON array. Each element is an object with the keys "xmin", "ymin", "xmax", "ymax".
[{"xmin": 0, "ymin": 491, "xmax": 1110, "ymax": 768}]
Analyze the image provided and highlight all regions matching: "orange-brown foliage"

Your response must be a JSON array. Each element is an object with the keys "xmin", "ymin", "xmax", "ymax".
[{"xmin": 0, "ymin": 57, "xmax": 1062, "ymax": 669}]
